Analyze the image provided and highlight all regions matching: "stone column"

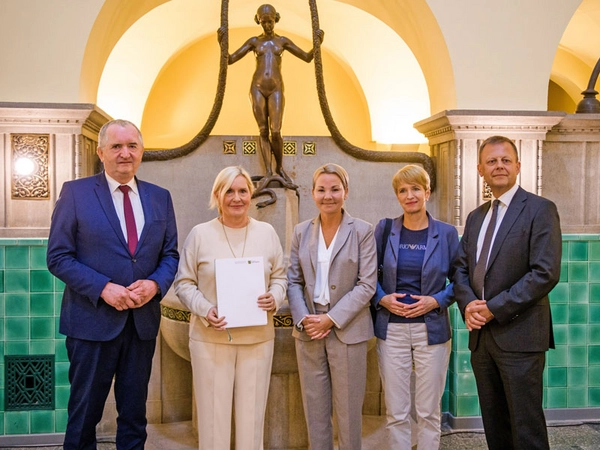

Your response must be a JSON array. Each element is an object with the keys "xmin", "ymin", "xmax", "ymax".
[
  {"xmin": 0, "ymin": 102, "xmax": 109, "ymax": 237},
  {"xmin": 544, "ymin": 114, "xmax": 600, "ymax": 234},
  {"xmin": 414, "ymin": 110, "xmax": 564, "ymax": 231}
]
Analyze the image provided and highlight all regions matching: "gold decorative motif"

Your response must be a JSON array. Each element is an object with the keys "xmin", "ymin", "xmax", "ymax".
[
  {"xmin": 303, "ymin": 142, "xmax": 316, "ymax": 156},
  {"xmin": 283, "ymin": 140, "xmax": 297, "ymax": 156},
  {"xmin": 161, "ymin": 305, "xmax": 191, "ymax": 322},
  {"xmin": 482, "ymin": 181, "xmax": 493, "ymax": 201},
  {"xmin": 223, "ymin": 140, "xmax": 236, "ymax": 154},
  {"xmin": 11, "ymin": 134, "xmax": 50, "ymax": 199},
  {"xmin": 273, "ymin": 314, "xmax": 293, "ymax": 328},
  {"xmin": 160, "ymin": 305, "xmax": 293, "ymax": 327},
  {"xmin": 243, "ymin": 140, "xmax": 257, "ymax": 155}
]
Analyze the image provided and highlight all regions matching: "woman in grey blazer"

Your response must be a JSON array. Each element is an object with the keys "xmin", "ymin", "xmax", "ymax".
[
  {"xmin": 372, "ymin": 165, "xmax": 459, "ymax": 449},
  {"xmin": 287, "ymin": 163, "xmax": 377, "ymax": 450}
]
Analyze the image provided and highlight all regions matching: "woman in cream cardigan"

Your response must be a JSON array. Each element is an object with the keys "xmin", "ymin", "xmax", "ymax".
[{"xmin": 174, "ymin": 166, "xmax": 287, "ymax": 450}]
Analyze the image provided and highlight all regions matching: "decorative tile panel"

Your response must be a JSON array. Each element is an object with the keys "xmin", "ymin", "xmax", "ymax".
[
  {"xmin": 283, "ymin": 140, "xmax": 296, "ymax": 156},
  {"xmin": 222, "ymin": 140, "xmax": 236, "ymax": 154},
  {"xmin": 243, "ymin": 140, "xmax": 257, "ymax": 155},
  {"xmin": 11, "ymin": 134, "xmax": 50, "ymax": 200},
  {"xmin": 303, "ymin": 141, "xmax": 316, "ymax": 156},
  {"xmin": 5, "ymin": 355, "xmax": 54, "ymax": 410}
]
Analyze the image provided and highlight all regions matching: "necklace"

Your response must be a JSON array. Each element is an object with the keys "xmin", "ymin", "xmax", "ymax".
[{"xmin": 221, "ymin": 217, "xmax": 249, "ymax": 258}]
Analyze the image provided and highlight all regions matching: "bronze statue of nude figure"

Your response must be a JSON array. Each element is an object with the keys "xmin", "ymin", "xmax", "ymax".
[{"xmin": 219, "ymin": 4, "xmax": 324, "ymax": 195}]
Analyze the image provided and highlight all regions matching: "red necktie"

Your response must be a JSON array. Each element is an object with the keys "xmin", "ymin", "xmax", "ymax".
[{"xmin": 119, "ymin": 185, "xmax": 138, "ymax": 255}]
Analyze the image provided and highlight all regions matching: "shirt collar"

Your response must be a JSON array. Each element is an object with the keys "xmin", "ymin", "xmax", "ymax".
[
  {"xmin": 494, "ymin": 183, "xmax": 519, "ymax": 208},
  {"xmin": 104, "ymin": 172, "xmax": 138, "ymax": 195}
]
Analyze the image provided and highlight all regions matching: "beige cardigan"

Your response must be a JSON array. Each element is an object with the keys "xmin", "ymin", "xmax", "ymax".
[{"xmin": 174, "ymin": 218, "xmax": 287, "ymax": 344}]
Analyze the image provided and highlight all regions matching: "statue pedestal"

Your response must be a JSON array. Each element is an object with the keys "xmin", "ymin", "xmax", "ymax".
[{"xmin": 250, "ymin": 187, "xmax": 299, "ymax": 262}]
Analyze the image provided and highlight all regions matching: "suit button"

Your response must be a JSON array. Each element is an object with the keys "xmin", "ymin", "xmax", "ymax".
[
  {"xmin": 132, "ymin": 258, "xmax": 136, "ymax": 263},
  {"xmin": 331, "ymin": 285, "xmax": 336, "ymax": 290}
]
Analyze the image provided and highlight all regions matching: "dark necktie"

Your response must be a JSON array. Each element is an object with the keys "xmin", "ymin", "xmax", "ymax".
[
  {"xmin": 119, "ymin": 185, "xmax": 138, "ymax": 255},
  {"xmin": 472, "ymin": 199, "xmax": 499, "ymax": 299}
]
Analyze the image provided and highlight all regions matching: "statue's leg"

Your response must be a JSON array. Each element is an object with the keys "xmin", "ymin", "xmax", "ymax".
[
  {"xmin": 258, "ymin": 128, "xmax": 273, "ymax": 176},
  {"xmin": 268, "ymin": 92, "xmax": 288, "ymax": 179},
  {"xmin": 251, "ymin": 89, "xmax": 273, "ymax": 176}
]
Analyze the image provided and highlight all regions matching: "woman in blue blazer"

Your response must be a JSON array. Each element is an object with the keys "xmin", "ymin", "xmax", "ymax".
[{"xmin": 372, "ymin": 165, "xmax": 459, "ymax": 449}]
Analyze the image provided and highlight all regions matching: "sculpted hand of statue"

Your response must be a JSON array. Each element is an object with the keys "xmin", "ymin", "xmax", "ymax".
[{"xmin": 217, "ymin": 4, "xmax": 324, "ymax": 201}]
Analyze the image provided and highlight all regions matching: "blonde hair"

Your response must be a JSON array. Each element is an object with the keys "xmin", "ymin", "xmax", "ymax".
[
  {"xmin": 312, "ymin": 163, "xmax": 349, "ymax": 191},
  {"xmin": 392, "ymin": 164, "xmax": 430, "ymax": 193},
  {"xmin": 209, "ymin": 166, "xmax": 255, "ymax": 214}
]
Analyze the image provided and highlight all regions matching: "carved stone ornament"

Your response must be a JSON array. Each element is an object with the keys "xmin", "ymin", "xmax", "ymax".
[{"xmin": 11, "ymin": 134, "xmax": 50, "ymax": 200}]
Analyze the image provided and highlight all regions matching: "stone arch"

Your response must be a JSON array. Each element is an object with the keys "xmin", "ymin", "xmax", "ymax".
[{"xmin": 80, "ymin": 0, "xmax": 453, "ymax": 144}]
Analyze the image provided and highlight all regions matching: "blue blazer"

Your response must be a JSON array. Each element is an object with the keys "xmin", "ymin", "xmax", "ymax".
[
  {"xmin": 371, "ymin": 212, "xmax": 459, "ymax": 344},
  {"xmin": 47, "ymin": 173, "xmax": 179, "ymax": 341}
]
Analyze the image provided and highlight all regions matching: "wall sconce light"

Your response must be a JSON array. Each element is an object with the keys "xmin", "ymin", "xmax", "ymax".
[{"xmin": 11, "ymin": 134, "xmax": 50, "ymax": 199}]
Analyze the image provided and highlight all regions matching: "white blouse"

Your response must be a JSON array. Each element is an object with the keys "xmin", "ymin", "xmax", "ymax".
[{"xmin": 313, "ymin": 225, "xmax": 339, "ymax": 306}]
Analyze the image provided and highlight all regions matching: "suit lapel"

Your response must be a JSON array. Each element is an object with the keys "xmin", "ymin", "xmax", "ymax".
[
  {"xmin": 422, "ymin": 212, "xmax": 439, "ymax": 268},
  {"xmin": 471, "ymin": 202, "xmax": 490, "ymax": 260},
  {"xmin": 94, "ymin": 173, "xmax": 129, "ymax": 251},
  {"xmin": 330, "ymin": 211, "xmax": 353, "ymax": 264},
  {"xmin": 308, "ymin": 216, "xmax": 320, "ymax": 274},
  {"xmin": 487, "ymin": 187, "xmax": 527, "ymax": 270},
  {"xmin": 136, "ymin": 178, "xmax": 152, "ymax": 253},
  {"xmin": 389, "ymin": 217, "xmax": 402, "ymax": 262}
]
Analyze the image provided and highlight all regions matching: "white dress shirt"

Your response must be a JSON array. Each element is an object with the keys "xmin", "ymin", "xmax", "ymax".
[
  {"xmin": 313, "ymin": 225, "xmax": 339, "ymax": 306},
  {"xmin": 105, "ymin": 173, "xmax": 145, "ymax": 242},
  {"xmin": 476, "ymin": 183, "xmax": 519, "ymax": 262}
]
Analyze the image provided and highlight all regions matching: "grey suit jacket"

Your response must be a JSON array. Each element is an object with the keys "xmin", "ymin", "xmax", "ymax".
[
  {"xmin": 287, "ymin": 210, "xmax": 377, "ymax": 344},
  {"xmin": 454, "ymin": 186, "xmax": 562, "ymax": 352}
]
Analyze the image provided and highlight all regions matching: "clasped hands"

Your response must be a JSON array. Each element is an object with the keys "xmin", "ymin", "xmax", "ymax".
[
  {"xmin": 302, "ymin": 314, "xmax": 333, "ymax": 340},
  {"xmin": 464, "ymin": 299, "xmax": 494, "ymax": 331},
  {"xmin": 101, "ymin": 280, "xmax": 159, "ymax": 311},
  {"xmin": 380, "ymin": 293, "xmax": 439, "ymax": 318},
  {"xmin": 206, "ymin": 293, "xmax": 277, "ymax": 331}
]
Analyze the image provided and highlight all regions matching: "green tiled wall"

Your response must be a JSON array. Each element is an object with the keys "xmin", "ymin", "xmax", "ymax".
[
  {"xmin": 1, "ymin": 236, "xmax": 600, "ymax": 435},
  {"xmin": 446, "ymin": 235, "xmax": 600, "ymax": 417},
  {"xmin": 0, "ymin": 239, "xmax": 68, "ymax": 435}
]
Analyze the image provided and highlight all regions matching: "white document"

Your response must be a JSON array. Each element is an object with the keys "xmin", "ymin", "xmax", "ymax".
[{"xmin": 215, "ymin": 257, "xmax": 267, "ymax": 328}]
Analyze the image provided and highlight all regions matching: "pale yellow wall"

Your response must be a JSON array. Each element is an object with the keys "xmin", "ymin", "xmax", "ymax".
[
  {"xmin": 0, "ymin": 0, "xmax": 593, "ymax": 131},
  {"xmin": 0, "ymin": 0, "xmax": 103, "ymax": 102},
  {"xmin": 548, "ymin": 81, "xmax": 576, "ymax": 113},
  {"xmin": 341, "ymin": 0, "xmax": 456, "ymax": 114},
  {"xmin": 425, "ymin": 0, "xmax": 581, "ymax": 110},
  {"xmin": 79, "ymin": 0, "xmax": 170, "ymax": 103},
  {"xmin": 141, "ymin": 29, "xmax": 372, "ymax": 149}
]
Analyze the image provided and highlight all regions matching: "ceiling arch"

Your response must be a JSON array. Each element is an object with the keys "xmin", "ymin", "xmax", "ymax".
[{"xmin": 87, "ymin": 0, "xmax": 438, "ymax": 145}]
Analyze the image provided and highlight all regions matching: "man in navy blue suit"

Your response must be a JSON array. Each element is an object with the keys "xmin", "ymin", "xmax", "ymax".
[{"xmin": 47, "ymin": 119, "xmax": 179, "ymax": 450}]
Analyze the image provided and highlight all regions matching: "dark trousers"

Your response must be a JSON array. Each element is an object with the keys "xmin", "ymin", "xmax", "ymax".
[
  {"xmin": 471, "ymin": 326, "xmax": 549, "ymax": 450},
  {"xmin": 63, "ymin": 313, "xmax": 156, "ymax": 450}
]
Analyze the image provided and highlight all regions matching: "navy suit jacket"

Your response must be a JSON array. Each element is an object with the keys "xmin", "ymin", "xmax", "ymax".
[
  {"xmin": 47, "ymin": 172, "xmax": 179, "ymax": 341},
  {"xmin": 371, "ymin": 212, "xmax": 459, "ymax": 344},
  {"xmin": 453, "ymin": 186, "xmax": 561, "ymax": 352}
]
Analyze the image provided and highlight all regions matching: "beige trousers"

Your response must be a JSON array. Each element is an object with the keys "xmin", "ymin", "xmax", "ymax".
[
  {"xmin": 189, "ymin": 338, "xmax": 274, "ymax": 450},
  {"xmin": 377, "ymin": 322, "xmax": 451, "ymax": 450},
  {"xmin": 295, "ymin": 332, "xmax": 368, "ymax": 450}
]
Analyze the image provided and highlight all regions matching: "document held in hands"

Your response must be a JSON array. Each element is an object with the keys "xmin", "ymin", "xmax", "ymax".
[{"xmin": 215, "ymin": 257, "xmax": 267, "ymax": 328}]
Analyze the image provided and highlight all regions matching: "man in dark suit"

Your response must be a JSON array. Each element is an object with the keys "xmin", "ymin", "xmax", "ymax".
[
  {"xmin": 47, "ymin": 119, "xmax": 179, "ymax": 450},
  {"xmin": 454, "ymin": 135, "xmax": 562, "ymax": 450}
]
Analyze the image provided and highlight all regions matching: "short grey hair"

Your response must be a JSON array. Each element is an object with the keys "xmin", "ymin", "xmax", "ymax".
[{"xmin": 98, "ymin": 119, "xmax": 144, "ymax": 148}]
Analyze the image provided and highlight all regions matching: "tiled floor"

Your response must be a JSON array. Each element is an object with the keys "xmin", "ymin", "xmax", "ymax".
[{"xmin": 3, "ymin": 417, "xmax": 600, "ymax": 449}]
